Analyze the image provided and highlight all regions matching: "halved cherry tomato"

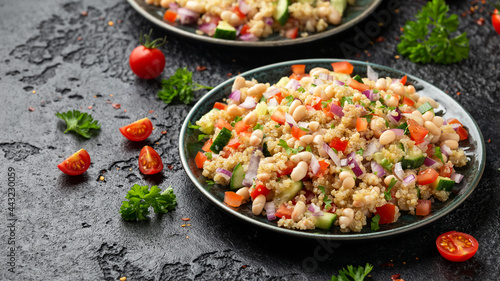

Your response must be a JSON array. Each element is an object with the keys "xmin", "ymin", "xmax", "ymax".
[
  {"xmin": 311, "ymin": 96, "xmax": 323, "ymax": 110},
  {"xmin": 316, "ymin": 160, "xmax": 330, "ymax": 177},
  {"xmin": 231, "ymin": 6, "xmax": 246, "ymax": 19},
  {"xmin": 331, "ymin": 61, "xmax": 354, "ymax": 74},
  {"xmin": 348, "ymin": 78, "xmax": 370, "ymax": 92},
  {"xmin": 224, "ymin": 191, "xmax": 244, "ymax": 207},
  {"xmin": 195, "ymin": 151, "xmax": 207, "ymax": 168},
  {"xmin": 215, "ymin": 119, "xmax": 233, "ymax": 131},
  {"xmin": 416, "ymin": 199, "xmax": 431, "ymax": 216},
  {"xmin": 400, "ymin": 75, "xmax": 407, "ymax": 85},
  {"xmin": 213, "ymin": 102, "xmax": 228, "ymax": 111},
  {"xmin": 250, "ymin": 183, "xmax": 270, "ymax": 199},
  {"xmin": 291, "ymin": 126, "xmax": 307, "ymax": 139},
  {"xmin": 202, "ymin": 139, "xmax": 213, "ymax": 152},
  {"xmin": 271, "ymin": 108, "xmax": 286, "ymax": 125},
  {"xmin": 119, "ymin": 117, "xmax": 153, "ymax": 141},
  {"xmin": 407, "ymin": 119, "xmax": 429, "ymax": 144},
  {"xmin": 492, "ymin": 9, "xmax": 500, "ymax": 35},
  {"xmin": 234, "ymin": 121, "xmax": 251, "ymax": 134},
  {"xmin": 163, "ymin": 10, "xmax": 177, "ymax": 22},
  {"xmin": 439, "ymin": 162, "xmax": 454, "ymax": 178},
  {"xmin": 57, "ymin": 149, "xmax": 91, "ymax": 176},
  {"xmin": 436, "ymin": 231, "xmax": 478, "ymax": 262},
  {"xmin": 291, "ymin": 64, "xmax": 306, "ymax": 74},
  {"xmin": 139, "ymin": 146, "xmax": 163, "ymax": 175},
  {"xmin": 375, "ymin": 203, "xmax": 396, "ymax": 224},
  {"xmin": 284, "ymin": 27, "xmax": 298, "ymax": 39},
  {"xmin": 275, "ymin": 204, "xmax": 293, "ymax": 219},
  {"xmin": 238, "ymin": 131, "xmax": 252, "ymax": 139},
  {"xmin": 417, "ymin": 168, "xmax": 439, "ymax": 185},
  {"xmin": 329, "ymin": 137, "xmax": 349, "ymax": 152},
  {"xmin": 356, "ymin": 117, "xmax": 368, "ymax": 132},
  {"xmin": 226, "ymin": 138, "xmax": 241, "ymax": 149}
]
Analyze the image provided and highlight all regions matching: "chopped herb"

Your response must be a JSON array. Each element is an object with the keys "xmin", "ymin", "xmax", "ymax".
[
  {"xmin": 379, "ymin": 97, "xmax": 385, "ymax": 104},
  {"xmin": 299, "ymin": 127, "xmax": 309, "ymax": 132},
  {"xmin": 416, "ymin": 186, "xmax": 421, "ymax": 199},
  {"xmin": 234, "ymin": 116, "xmax": 243, "ymax": 122},
  {"xmin": 356, "ymin": 148, "xmax": 364, "ymax": 156},
  {"xmin": 284, "ymin": 95, "xmax": 294, "ymax": 106},
  {"xmin": 399, "ymin": 143, "xmax": 405, "ymax": 151},
  {"xmin": 331, "ymin": 263, "xmax": 374, "ymax": 281},
  {"xmin": 331, "ymin": 124, "xmax": 335, "ymax": 129},
  {"xmin": 361, "ymin": 114, "xmax": 374, "ymax": 123},
  {"xmin": 278, "ymin": 139, "xmax": 294, "ymax": 155},
  {"xmin": 297, "ymin": 87, "xmax": 306, "ymax": 93},
  {"xmin": 352, "ymin": 75, "xmax": 363, "ymax": 83},
  {"xmin": 417, "ymin": 102, "xmax": 433, "ymax": 114},
  {"xmin": 396, "ymin": 122, "xmax": 409, "ymax": 135},
  {"xmin": 331, "ymin": 147, "xmax": 338, "ymax": 153},
  {"xmin": 318, "ymin": 185, "xmax": 326, "ymax": 194},
  {"xmin": 306, "ymin": 145, "xmax": 312, "ymax": 152},
  {"xmin": 297, "ymin": 146, "xmax": 305, "ymax": 152},
  {"xmin": 373, "ymin": 89, "xmax": 380, "ymax": 93},
  {"xmin": 157, "ymin": 67, "xmax": 213, "ymax": 104},
  {"xmin": 205, "ymin": 152, "xmax": 212, "ymax": 160},
  {"xmin": 206, "ymin": 180, "xmax": 215, "ymax": 186},
  {"xmin": 324, "ymin": 198, "xmax": 332, "ymax": 209},
  {"xmin": 254, "ymin": 123, "xmax": 264, "ymax": 130},
  {"xmin": 380, "ymin": 158, "xmax": 394, "ymax": 171},
  {"xmin": 360, "ymin": 101, "xmax": 366, "ymax": 107},
  {"xmin": 119, "ymin": 184, "xmax": 177, "ymax": 221},
  {"xmin": 385, "ymin": 119, "xmax": 390, "ymax": 128},
  {"xmin": 188, "ymin": 121, "xmax": 200, "ymax": 130},
  {"xmin": 55, "ymin": 110, "xmax": 101, "ymax": 139},
  {"xmin": 322, "ymin": 101, "xmax": 329, "ymax": 108},
  {"xmin": 311, "ymin": 83, "xmax": 317, "ymax": 87},
  {"xmin": 198, "ymin": 134, "xmax": 208, "ymax": 141},
  {"xmin": 435, "ymin": 146, "xmax": 444, "ymax": 163},
  {"xmin": 275, "ymin": 125, "xmax": 281, "ymax": 128},
  {"xmin": 371, "ymin": 215, "xmax": 380, "ymax": 231},
  {"xmin": 384, "ymin": 178, "xmax": 398, "ymax": 201},
  {"xmin": 341, "ymin": 96, "xmax": 354, "ymax": 107},
  {"xmin": 259, "ymin": 96, "xmax": 267, "ymax": 102}
]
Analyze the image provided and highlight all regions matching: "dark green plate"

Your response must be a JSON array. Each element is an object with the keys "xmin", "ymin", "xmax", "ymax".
[
  {"xmin": 127, "ymin": 0, "xmax": 382, "ymax": 47},
  {"xmin": 179, "ymin": 59, "xmax": 485, "ymax": 240}
]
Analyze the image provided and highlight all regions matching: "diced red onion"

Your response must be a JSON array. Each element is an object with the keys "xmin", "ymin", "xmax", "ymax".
[
  {"xmin": 391, "ymin": 79, "xmax": 400, "ymax": 84},
  {"xmin": 417, "ymin": 139, "xmax": 430, "ymax": 151},
  {"xmin": 242, "ymin": 149, "xmax": 261, "ymax": 186},
  {"xmin": 178, "ymin": 8, "xmax": 200, "ymax": 25},
  {"xmin": 313, "ymin": 79, "xmax": 325, "ymax": 86},
  {"xmin": 450, "ymin": 172, "xmax": 464, "ymax": 183},
  {"xmin": 228, "ymin": 90, "xmax": 241, "ymax": 102},
  {"xmin": 285, "ymin": 112, "xmax": 299, "ymax": 128},
  {"xmin": 371, "ymin": 161, "xmax": 385, "ymax": 177},
  {"xmin": 239, "ymin": 33, "xmax": 258, "ymax": 41},
  {"xmin": 384, "ymin": 128, "xmax": 405, "ymax": 137},
  {"xmin": 347, "ymin": 152, "xmax": 364, "ymax": 177},
  {"xmin": 318, "ymin": 73, "xmax": 331, "ymax": 81},
  {"xmin": 394, "ymin": 162, "xmax": 404, "ymax": 180},
  {"xmin": 308, "ymin": 85, "xmax": 316, "ymax": 94},
  {"xmin": 367, "ymin": 65, "xmax": 379, "ymax": 81},
  {"xmin": 264, "ymin": 17, "xmax": 274, "ymax": 25},
  {"xmin": 330, "ymin": 103, "xmax": 344, "ymax": 117},
  {"xmin": 441, "ymin": 144, "xmax": 452, "ymax": 156},
  {"xmin": 168, "ymin": 3, "xmax": 179, "ymax": 12},
  {"xmin": 262, "ymin": 87, "xmax": 280, "ymax": 99},
  {"xmin": 403, "ymin": 174, "xmax": 416, "ymax": 185},
  {"xmin": 297, "ymin": 121, "xmax": 309, "ymax": 128},
  {"xmin": 216, "ymin": 168, "xmax": 232, "ymax": 180},
  {"xmin": 451, "ymin": 123, "xmax": 461, "ymax": 131},
  {"xmin": 239, "ymin": 96, "xmax": 257, "ymax": 109},
  {"xmin": 238, "ymin": 0, "xmax": 251, "ymax": 14},
  {"xmin": 355, "ymin": 104, "xmax": 367, "ymax": 115},
  {"xmin": 387, "ymin": 107, "xmax": 402, "ymax": 123},
  {"xmin": 424, "ymin": 157, "xmax": 438, "ymax": 168},
  {"xmin": 309, "ymin": 154, "xmax": 320, "ymax": 175},
  {"xmin": 264, "ymin": 202, "xmax": 276, "ymax": 220},
  {"xmin": 362, "ymin": 90, "xmax": 379, "ymax": 102},
  {"xmin": 363, "ymin": 141, "xmax": 381, "ymax": 158},
  {"xmin": 267, "ymin": 97, "xmax": 278, "ymax": 107},
  {"xmin": 340, "ymin": 159, "xmax": 348, "ymax": 167},
  {"xmin": 323, "ymin": 142, "xmax": 341, "ymax": 167},
  {"xmin": 285, "ymin": 79, "xmax": 300, "ymax": 91},
  {"xmin": 308, "ymin": 203, "xmax": 324, "ymax": 216},
  {"xmin": 333, "ymin": 80, "xmax": 344, "ymax": 86},
  {"xmin": 198, "ymin": 22, "xmax": 216, "ymax": 36}
]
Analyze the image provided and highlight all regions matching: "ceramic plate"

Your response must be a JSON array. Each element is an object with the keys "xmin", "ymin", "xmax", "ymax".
[
  {"xmin": 179, "ymin": 59, "xmax": 485, "ymax": 240},
  {"xmin": 127, "ymin": 0, "xmax": 383, "ymax": 47}
]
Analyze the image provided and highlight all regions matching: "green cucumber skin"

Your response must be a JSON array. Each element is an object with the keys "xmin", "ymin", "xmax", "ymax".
[
  {"xmin": 315, "ymin": 213, "xmax": 337, "ymax": 230},
  {"xmin": 432, "ymin": 176, "xmax": 455, "ymax": 191},
  {"xmin": 230, "ymin": 163, "xmax": 245, "ymax": 190},
  {"xmin": 214, "ymin": 21, "xmax": 236, "ymax": 40},
  {"xmin": 273, "ymin": 0, "xmax": 291, "ymax": 25},
  {"xmin": 210, "ymin": 127, "xmax": 232, "ymax": 153},
  {"xmin": 401, "ymin": 156, "xmax": 425, "ymax": 169}
]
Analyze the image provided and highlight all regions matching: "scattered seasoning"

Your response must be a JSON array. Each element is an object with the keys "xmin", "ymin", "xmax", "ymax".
[
  {"xmin": 168, "ymin": 165, "xmax": 173, "ymax": 170},
  {"xmin": 378, "ymin": 22, "xmax": 383, "ymax": 26},
  {"xmin": 187, "ymin": 224, "xmax": 191, "ymax": 226},
  {"xmin": 226, "ymin": 73, "xmax": 233, "ymax": 77},
  {"xmin": 196, "ymin": 65, "xmax": 207, "ymax": 71},
  {"xmin": 88, "ymin": 106, "xmax": 93, "ymax": 109},
  {"xmin": 241, "ymin": 265, "xmax": 247, "ymax": 269},
  {"xmin": 488, "ymin": 139, "xmax": 491, "ymax": 143},
  {"xmin": 381, "ymin": 262, "xmax": 394, "ymax": 267},
  {"xmin": 186, "ymin": 236, "xmax": 189, "ymax": 239},
  {"xmin": 400, "ymin": 27, "xmax": 404, "ymax": 32},
  {"xmin": 402, "ymin": 261, "xmax": 406, "ymax": 264},
  {"xmin": 112, "ymin": 103, "xmax": 121, "ymax": 109},
  {"xmin": 149, "ymin": 110, "xmax": 154, "ymax": 114},
  {"xmin": 110, "ymin": 94, "xmax": 114, "ymax": 97},
  {"xmin": 375, "ymin": 36, "xmax": 385, "ymax": 42},
  {"xmin": 28, "ymin": 106, "xmax": 35, "ymax": 112},
  {"xmin": 391, "ymin": 274, "xmax": 402, "ymax": 281},
  {"xmin": 106, "ymin": 100, "xmax": 112, "ymax": 104},
  {"xmin": 181, "ymin": 224, "xmax": 186, "ymax": 227},
  {"xmin": 99, "ymin": 176, "xmax": 105, "ymax": 181},
  {"xmin": 120, "ymin": 277, "xmax": 127, "ymax": 281},
  {"xmin": 476, "ymin": 17, "xmax": 485, "ymax": 25},
  {"xmin": 81, "ymin": 11, "xmax": 88, "ymax": 16},
  {"xmin": 32, "ymin": 90, "xmax": 36, "ymax": 94},
  {"xmin": 161, "ymin": 130, "xmax": 167, "ymax": 134},
  {"xmin": 415, "ymin": 257, "xmax": 419, "ymax": 260},
  {"xmin": 394, "ymin": 8, "xmax": 400, "ymax": 13},
  {"xmin": 457, "ymin": 92, "xmax": 461, "ymax": 95},
  {"xmin": 181, "ymin": 218, "xmax": 190, "ymax": 221},
  {"xmin": 395, "ymin": 55, "xmax": 400, "ymax": 59},
  {"xmin": 77, "ymin": 37, "xmax": 82, "ymax": 41},
  {"xmin": 118, "ymin": 19, "xmax": 123, "ymax": 24},
  {"xmin": 123, "ymin": 109, "xmax": 127, "ymax": 112}
]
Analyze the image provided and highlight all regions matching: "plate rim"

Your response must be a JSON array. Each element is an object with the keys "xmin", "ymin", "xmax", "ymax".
[
  {"xmin": 179, "ymin": 58, "xmax": 486, "ymax": 240},
  {"xmin": 126, "ymin": 0, "xmax": 383, "ymax": 47}
]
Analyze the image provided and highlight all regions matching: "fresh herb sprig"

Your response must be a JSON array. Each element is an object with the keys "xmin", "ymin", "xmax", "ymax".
[
  {"xmin": 331, "ymin": 263, "xmax": 374, "ymax": 281},
  {"xmin": 56, "ymin": 110, "xmax": 101, "ymax": 139},
  {"xmin": 120, "ymin": 184, "xmax": 177, "ymax": 221},
  {"xmin": 157, "ymin": 67, "xmax": 213, "ymax": 104},
  {"xmin": 397, "ymin": 0, "xmax": 469, "ymax": 64}
]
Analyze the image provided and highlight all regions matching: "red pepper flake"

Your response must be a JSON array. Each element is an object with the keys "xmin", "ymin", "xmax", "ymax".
[
  {"xmin": 367, "ymin": 53, "xmax": 371, "ymax": 57},
  {"xmin": 106, "ymin": 100, "xmax": 112, "ymax": 104},
  {"xmin": 161, "ymin": 130, "xmax": 167, "ymax": 135},
  {"xmin": 226, "ymin": 73, "xmax": 233, "ymax": 77},
  {"xmin": 112, "ymin": 103, "xmax": 121, "ymax": 109},
  {"xmin": 461, "ymin": 11, "xmax": 467, "ymax": 17},
  {"xmin": 457, "ymin": 92, "xmax": 461, "ymax": 95},
  {"xmin": 168, "ymin": 165, "xmax": 173, "ymax": 170},
  {"xmin": 400, "ymin": 27, "xmax": 404, "ymax": 32},
  {"xmin": 374, "ymin": 36, "xmax": 385, "ymax": 43},
  {"xmin": 88, "ymin": 106, "xmax": 93, "ymax": 109},
  {"xmin": 391, "ymin": 274, "xmax": 405, "ymax": 281},
  {"xmin": 381, "ymin": 262, "xmax": 394, "ymax": 267},
  {"xmin": 181, "ymin": 218, "xmax": 190, "ymax": 221},
  {"xmin": 123, "ymin": 109, "xmax": 127, "ymax": 112},
  {"xmin": 149, "ymin": 110, "xmax": 154, "ymax": 114},
  {"xmin": 81, "ymin": 11, "xmax": 88, "ymax": 16},
  {"xmin": 77, "ymin": 37, "xmax": 82, "ymax": 41},
  {"xmin": 28, "ymin": 106, "xmax": 35, "ymax": 112},
  {"xmin": 241, "ymin": 265, "xmax": 247, "ymax": 269},
  {"xmin": 196, "ymin": 65, "xmax": 207, "ymax": 71},
  {"xmin": 355, "ymin": 53, "xmax": 361, "ymax": 58},
  {"xmin": 476, "ymin": 17, "xmax": 485, "ymax": 25},
  {"xmin": 118, "ymin": 19, "xmax": 123, "ymax": 24},
  {"xmin": 488, "ymin": 139, "xmax": 491, "ymax": 143}
]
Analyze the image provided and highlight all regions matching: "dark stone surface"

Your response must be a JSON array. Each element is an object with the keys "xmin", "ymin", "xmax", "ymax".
[{"xmin": 0, "ymin": 0, "xmax": 499, "ymax": 280}]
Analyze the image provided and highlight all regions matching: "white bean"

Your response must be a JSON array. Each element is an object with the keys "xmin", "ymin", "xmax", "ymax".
[
  {"xmin": 247, "ymin": 83, "xmax": 267, "ymax": 97},
  {"xmin": 292, "ymin": 105, "xmax": 307, "ymax": 122},
  {"xmin": 313, "ymin": 135, "xmax": 324, "ymax": 145},
  {"xmin": 384, "ymin": 175, "xmax": 396, "ymax": 186},
  {"xmin": 379, "ymin": 130, "xmax": 396, "ymax": 145},
  {"xmin": 309, "ymin": 121, "xmax": 320, "ymax": 132},
  {"xmin": 290, "ymin": 151, "xmax": 312, "ymax": 163},
  {"xmin": 440, "ymin": 133, "xmax": 460, "ymax": 142},
  {"xmin": 442, "ymin": 139, "xmax": 459, "ymax": 150},
  {"xmin": 232, "ymin": 76, "xmax": 246, "ymax": 92},
  {"xmin": 424, "ymin": 121, "xmax": 440, "ymax": 136},
  {"xmin": 252, "ymin": 194, "xmax": 266, "ymax": 215},
  {"xmin": 375, "ymin": 78, "xmax": 387, "ymax": 90},
  {"xmin": 433, "ymin": 116, "xmax": 444, "ymax": 127},
  {"xmin": 236, "ymin": 187, "xmax": 250, "ymax": 202},
  {"xmin": 422, "ymin": 111, "xmax": 434, "ymax": 122},
  {"xmin": 291, "ymin": 201, "xmax": 306, "ymax": 222},
  {"xmin": 342, "ymin": 176, "xmax": 355, "ymax": 189},
  {"xmin": 227, "ymin": 104, "xmax": 244, "ymax": 117},
  {"xmin": 300, "ymin": 135, "xmax": 313, "ymax": 144},
  {"xmin": 244, "ymin": 111, "xmax": 258, "ymax": 125},
  {"xmin": 257, "ymin": 173, "xmax": 270, "ymax": 182},
  {"xmin": 339, "ymin": 171, "xmax": 352, "ymax": 181},
  {"xmin": 291, "ymin": 161, "xmax": 308, "ymax": 181},
  {"xmin": 289, "ymin": 100, "xmax": 302, "ymax": 116}
]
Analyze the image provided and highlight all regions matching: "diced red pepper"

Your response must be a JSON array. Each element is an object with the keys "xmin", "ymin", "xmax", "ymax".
[
  {"xmin": 375, "ymin": 203, "xmax": 396, "ymax": 224},
  {"xmin": 291, "ymin": 126, "xmax": 307, "ymax": 139},
  {"xmin": 316, "ymin": 160, "xmax": 330, "ymax": 177},
  {"xmin": 271, "ymin": 108, "xmax": 286, "ymax": 125},
  {"xmin": 331, "ymin": 61, "xmax": 354, "ymax": 74},
  {"xmin": 356, "ymin": 117, "xmax": 368, "ymax": 132},
  {"xmin": 348, "ymin": 78, "xmax": 370, "ymax": 92},
  {"xmin": 224, "ymin": 191, "xmax": 244, "ymax": 207},
  {"xmin": 234, "ymin": 121, "xmax": 251, "ymax": 134},
  {"xmin": 407, "ymin": 119, "xmax": 428, "ymax": 144},
  {"xmin": 163, "ymin": 10, "xmax": 177, "ymax": 22},
  {"xmin": 195, "ymin": 151, "xmax": 207, "ymax": 168},
  {"xmin": 213, "ymin": 102, "xmax": 228, "ymax": 110},
  {"xmin": 417, "ymin": 168, "xmax": 439, "ymax": 185},
  {"xmin": 291, "ymin": 64, "xmax": 306, "ymax": 74},
  {"xmin": 275, "ymin": 204, "xmax": 293, "ymax": 219},
  {"xmin": 416, "ymin": 199, "xmax": 431, "ymax": 216},
  {"xmin": 226, "ymin": 138, "xmax": 241, "ymax": 149},
  {"xmin": 400, "ymin": 75, "xmax": 407, "ymax": 85},
  {"xmin": 215, "ymin": 119, "xmax": 233, "ymax": 131},
  {"xmin": 250, "ymin": 183, "xmax": 270, "ymax": 199},
  {"xmin": 329, "ymin": 137, "xmax": 349, "ymax": 152},
  {"xmin": 202, "ymin": 139, "xmax": 213, "ymax": 152}
]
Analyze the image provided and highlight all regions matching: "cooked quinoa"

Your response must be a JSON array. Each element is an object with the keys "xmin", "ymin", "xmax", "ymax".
[
  {"xmin": 145, "ymin": 0, "xmax": 354, "ymax": 40},
  {"xmin": 194, "ymin": 63, "xmax": 469, "ymax": 233}
]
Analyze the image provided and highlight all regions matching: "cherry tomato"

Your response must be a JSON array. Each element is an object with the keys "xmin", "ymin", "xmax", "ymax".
[
  {"xmin": 119, "ymin": 118, "xmax": 153, "ymax": 141},
  {"xmin": 57, "ymin": 149, "xmax": 91, "ymax": 176},
  {"xmin": 436, "ymin": 231, "xmax": 478, "ymax": 262},
  {"xmin": 129, "ymin": 31, "xmax": 166, "ymax": 79},
  {"xmin": 492, "ymin": 9, "xmax": 500, "ymax": 35},
  {"xmin": 138, "ymin": 146, "xmax": 163, "ymax": 175}
]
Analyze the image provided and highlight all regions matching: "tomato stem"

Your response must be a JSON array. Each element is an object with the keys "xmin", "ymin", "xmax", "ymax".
[{"xmin": 140, "ymin": 29, "xmax": 167, "ymax": 49}]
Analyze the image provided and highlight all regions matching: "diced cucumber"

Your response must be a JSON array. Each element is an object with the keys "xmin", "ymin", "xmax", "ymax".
[
  {"xmin": 255, "ymin": 102, "xmax": 268, "ymax": 116},
  {"xmin": 339, "ymin": 166, "xmax": 355, "ymax": 178},
  {"xmin": 230, "ymin": 163, "xmax": 245, "ymax": 190},
  {"xmin": 417, "ymin": 102, "xmax": 433, "ymax": 114},
  {"xmin": 314, "ymin": 213, "xmax": 337, "ymax": 230},
  {"xmin": 431, "ymin": 176, "xmax": 455, "ymax": 191},
  {"xmin": 214, "ymin": 21, "xmax": 236, "ymax": 40},
  {"xmin": 273, "ymin": 0, "xmax": 291, "ymax": 25},
  {"xmin": 330, "ymin": 0, "xmax": 347, "ymax": 16},
  {"xmin": 276, "ymin": 77, "xmax": 290, "ymax": 88},
  {"xmin": 401, "ymin": 148, "xmax": 425, "ymax": 169},
  {"xmin": 331, "ymin": 72, "xmax": 351, "ymax": 82},
  {"xmin": 274, "ymin": 180, "xmax": 303, "ymax": 205},
  {"xmin": 373, "ymin": 152, "xmax": 384, "ymax": 163},
  {"xmin": 197, "ymin": 108, "xmax": 219, "ymax": 134},
  {"xmin": 262, "ymin": 142, "xmax": 272, "ymax": 157},
  {"xmin": 210, "ymin": 127, "xmax": 232, "ymax": 153}
]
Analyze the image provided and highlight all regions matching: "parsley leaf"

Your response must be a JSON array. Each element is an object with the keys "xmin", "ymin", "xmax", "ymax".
[
  {"xmin": 55, "ymin": 110, "xmax": 101, "ymax": 139},
  {"xmin": 352, "ymin": 75, "xmax": 363, "ymax": 83},
  {"xmin": 120, "ymin": 184, "xmax": 177, "ymax": 221},
  {"xmin": 371, "ymin": 215, "xmax": 380, "ymax": 232},
  {"xmin": 384, "ymin": 178, "xmax": 398, "ymax": 201},
  {"xmin": 284, "ymin": 95, "xmax": 295, "ymax": 106},
  {"xmin": 198, "ymin": 134, "xmax": 208, "ymax": 141},
  {"xmin": 157, "ymin": 67, "xmax": 213, "ymax": 104},
  {"xmin": 188, "ymin": 121, "xmax": 200, "ymax": 130},
  {"xmin": 397, "ymin": 0, "xmax": 469, "ymax": 64},
  {"xmin": 254, "ymin": 123, "xmax": 264, "ymax": 131},
  {"xmin": 278, "ymin": 139, "xmax": 302, "ymax": 155},
  {"xmin": 341, "ymin": 96, "xmax": 354, "ymax": 107},
  {"xmin": 435, "ymin": 146, "xmax": 444, "ymax": 163},
  {"xmin": 331, "ymin": 263, "xmax": 374, "ymax": 281},
  {"xmin": 319, "ymin": 186, "xmax": 332, "ymax": 209}
]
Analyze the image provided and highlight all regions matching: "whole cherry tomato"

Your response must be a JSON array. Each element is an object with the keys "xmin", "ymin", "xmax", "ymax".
[{"xmin": 129, "ymin": 30, "xmax": 166, "ymax": 79}]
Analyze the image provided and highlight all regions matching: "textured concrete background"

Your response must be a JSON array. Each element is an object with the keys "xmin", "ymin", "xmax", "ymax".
[{"xmin": 0, "ymin": 0, "xmax": 499, "ymax": 280}]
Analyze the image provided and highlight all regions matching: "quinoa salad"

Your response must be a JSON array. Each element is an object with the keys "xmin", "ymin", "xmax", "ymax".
[
  {"xmin": 145, "ymin": 0, "xmax": 355, "ymax": 40},
  {"xmin": 192, "ymin": 62, "xmax": 469, "ymax": 233}
]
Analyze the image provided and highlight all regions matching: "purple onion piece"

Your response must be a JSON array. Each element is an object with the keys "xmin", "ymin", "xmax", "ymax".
[
  {"xmin": 371, "ymin": 161, "xmax": 385, "ymax": 177},
  {"xmin": 267, "ymin": 97, "xmax": 279, "ymax": 107},
  {"xmin": 323, "ymin": 142, "xmax": 341, "ymax": 167},
  {"xmin": 169, "ymin": 3, "xmax": 179, "ymax": 12},
  {"xmin": 285, "ymin": 79, "xmax": 300, "ymax": 91},
  {"xmin": 216, "ymin": 168, "xmax": 232, "ymax": 180},
  {"xmin": 387, "ymin": 107, "xmax": 402, "ymax": 123},
  {"xmin": 309, "ymin": 154, "xmax": 320, "ymax": 176},
  {"xmin": 386, "ymin": 128, "xmax": 405, "ymax": 137},
  {"xmin": 403, "ymin": 174, "xmax": 416, "ymax": 185},
  {"xmin": 347, "ymin": 152, "xmax": 364, "ymax": 177},
  {"xmin": 239, "ymin": 33, "xmax": 258, "ymax": 41},
  {"xmin": 318, "ymin": 73, "xmax": 330, "ymax": 81},
  {"xmin": 198, "ymin": 23, "xmax": 216, "ymax": 36},
  {"xmin": 285, "ymin": 113, "xmax": 298, "ymax": 128},
  {"xmin": 330, "ymin": 103, "xmax": 344, "ymax": 117},
  {"xmin": 441, "ymin": 144, "xmax": 452, "ymax": 156},
  {"xmin": 363, "ymin": 141, "xmax": 381, "ymax": 158},
  {"xmin": 424, "ymin": 157, "xmax": 438, "ymax": 167},
  {"xmin": 308, "ymin": 203, "xmax": 324, "ymax": 216},
  {"xmin": 340, "ymin": 159, "xmax": 348, "ymax": 167},
  {"xmin": 242, "ymin": 149, "xmax": 261, "ymax": 186},
  {"xmin": 450, "ymin": 172, "xmax": 464, "ymax": 183},
  {"xmin": 394, "ymin": 162, "xmax": 404, "ymax": 180},
  {"xmin": 239, "ymin": 96, "xmax": 257, "ymax": 109},
  {"xmin": 177, "ymin": 8, "xmax": 200, "ymax": 25},
  {"xmin": 264, "ymin": 17, "xmax": 274, "ymax": 25},
  {"xmin": 238, "ymin": 0, "xmax": 251, "ymax": 14},
  {"xmin": 265, "ymin": 202, "xmax": 276, "ymax": 220},
  {"xmin": 262, "ymin": 87, "xmax": 280, "ymax": 99},
  {"xmin": 367, "ymin": 65, "xmax": 379, "ymax": 81},
  {"xmin": 333, "ymin": 80, "xmax": 345, "ymax": 86},
  {"xmin": 228, "ymin": 90, "xmax": 241, "ymax": 101}
]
